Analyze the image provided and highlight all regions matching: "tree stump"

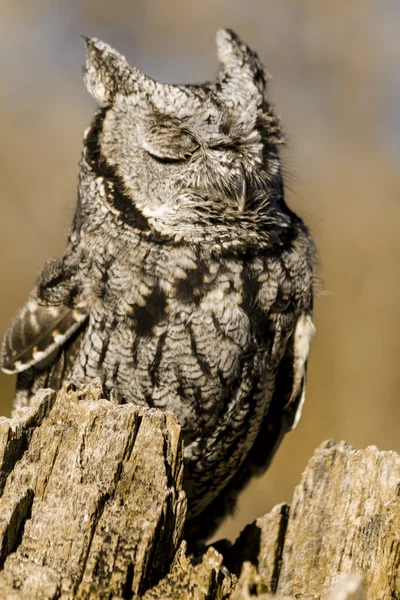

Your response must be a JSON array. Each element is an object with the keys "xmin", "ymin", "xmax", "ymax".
[
  {"xmin": 0, "ymin": 381, "xmax": 186, "ymax": 598},
  {"xmin": 0, "ymin": 380, "xmax": 398, "ymax": 599}
]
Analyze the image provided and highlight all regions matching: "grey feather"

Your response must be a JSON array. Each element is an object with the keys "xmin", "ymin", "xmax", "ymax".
[{"xmin": 1, "ymin": 29, "xmax": 317, "ymax": 539}]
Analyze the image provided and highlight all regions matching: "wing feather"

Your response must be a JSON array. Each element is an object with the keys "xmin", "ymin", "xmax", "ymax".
[
  {"xmin": 0, "ymin": 298, "xmax": 88, "ymax": 374},
  {"xmin": 283, "ymin": 313, "xmax": 315, "ymax": 430}
]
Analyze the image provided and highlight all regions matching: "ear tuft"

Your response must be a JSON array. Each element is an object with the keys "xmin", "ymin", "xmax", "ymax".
[
  {"xmin": 83, "ymin": 37, "xmax": 131, "ymax": 106},
  {"xmin": 216, "ymin": 28, "xmax": 242, "ymax": 67},
  {"xmin": 215, "ymin": 29, "xmax": 268, "ymax": 109}
]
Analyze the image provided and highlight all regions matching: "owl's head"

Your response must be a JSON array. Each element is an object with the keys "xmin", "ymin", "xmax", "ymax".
[{"xmin": 82, "ymin": 29, "xmax": 286, "ymax": 245}]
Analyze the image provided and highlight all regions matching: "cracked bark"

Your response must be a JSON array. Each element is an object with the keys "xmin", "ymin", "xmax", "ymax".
[{"xmin": 0, "ymin": 381, "xmax": 397, "ymax": 599}]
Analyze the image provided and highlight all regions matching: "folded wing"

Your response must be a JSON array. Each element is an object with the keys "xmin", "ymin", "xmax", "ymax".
[{"xmin": 1, "ymin": 297, "xmax": 88, "ymax": 374}]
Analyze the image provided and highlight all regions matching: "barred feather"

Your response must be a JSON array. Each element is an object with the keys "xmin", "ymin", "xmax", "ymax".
[
  {"xmin": 1, "ymin": 29, "xmax": 317, "ymax": 539},
  {"xmin": 0, "ymin": 299, "xmax": 88, "ymax": 374}
]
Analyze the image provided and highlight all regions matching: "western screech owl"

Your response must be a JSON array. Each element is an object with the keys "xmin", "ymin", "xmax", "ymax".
[{"xmin": 1, "ymin": 30, "xmax": 316, "ymax": 538}]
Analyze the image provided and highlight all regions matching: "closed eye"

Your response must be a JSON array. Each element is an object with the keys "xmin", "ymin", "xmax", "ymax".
[
  {"xmin": 146, "ymin": 151, "xmax": 189, "ymax": 165},
  {"xmin": 209, "ymin": 141, "xmax": 239, "ymax": 152},
  {"xmin": 144, "ymin": 129, "xmax": 199, "ymax": 165}
]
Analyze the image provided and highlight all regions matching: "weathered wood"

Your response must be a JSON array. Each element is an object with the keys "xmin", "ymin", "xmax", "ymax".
[
  {"xmin": 0, "ymin": 382, "xmax": 397, "ymax": 598},
  {"xmin": 227, "ymin": 440, "xmax": 400, "ymax": 599},
  {"xmin": 227, "ymin": 503, "xmax": 289, "ymax": 594},
  {"xmin": 276, "ymin": 441, "xmax": 400, "ymax": 599},
  {"xmin": 142, "ymin": 542, "xmax": 228, "ymax": 600},
  {"xmin": 0, "ymin": 380, "xmax": 186, "ymax": 598}
]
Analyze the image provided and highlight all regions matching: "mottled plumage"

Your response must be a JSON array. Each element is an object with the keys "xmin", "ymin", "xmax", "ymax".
[{"xmin": 0, "ymin": 30, "xmax": 316, "ymax": 537}]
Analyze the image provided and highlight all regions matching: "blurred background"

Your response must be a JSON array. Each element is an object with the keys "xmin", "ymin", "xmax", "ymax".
[{"xmin": 0, "ymin": 0, "xmax": 399, "ymax": 542}]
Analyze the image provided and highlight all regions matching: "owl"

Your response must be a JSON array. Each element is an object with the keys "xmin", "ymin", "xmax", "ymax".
[{"xmin": 0, "ymin": 30, "xmax": 316, "ymax": 539}]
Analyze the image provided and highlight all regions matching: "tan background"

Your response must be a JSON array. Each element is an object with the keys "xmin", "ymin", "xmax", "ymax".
[{"xmin": 0, "ymin": 0, "xmax": 399, "ymax": 542}]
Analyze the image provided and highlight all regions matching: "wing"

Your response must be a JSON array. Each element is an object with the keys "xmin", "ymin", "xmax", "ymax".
[
  {"xmin": 278, "ymin": 312, "xmax": 316, "ymax": 431},
  {"xmin": 185, "ymin": 314, "xmax": 315, "ymax": 539},
  {"xmin": 0, "ymin": 296, "xmax": 88, "ymax": 375},
  {"xmin": 184, "ymin": 311, "xmax": 315, "ymax": 541}
]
